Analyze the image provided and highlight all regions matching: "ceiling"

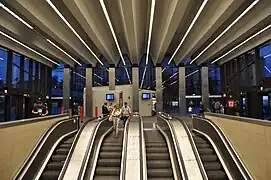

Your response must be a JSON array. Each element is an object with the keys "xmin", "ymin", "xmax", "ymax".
[{"xmin": 1, "ymin": 0, "xmax": 271, "ymax": 67}]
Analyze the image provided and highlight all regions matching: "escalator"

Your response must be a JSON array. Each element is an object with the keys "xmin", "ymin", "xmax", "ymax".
[
  {"xmin": 40, "ymin": 136, "xmax": 75, "ymax": 180},
  {"xmin": 93, "ymin": 130, "xmax": 124, "ymax": 180},
  {"xmin": 192, "ymin": 132, "xmax": 228, "ymax": 180},
  {"xmin": 144, "ymin": 130, "xmax": 174, "ymax": 179}
]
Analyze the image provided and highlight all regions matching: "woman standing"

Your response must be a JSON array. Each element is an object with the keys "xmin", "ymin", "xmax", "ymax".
[{"xmin": 109, "ymin": 104, "xmax": 122, "ymax": 138}]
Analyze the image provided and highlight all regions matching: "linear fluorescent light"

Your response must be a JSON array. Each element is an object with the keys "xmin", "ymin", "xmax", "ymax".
[
  {"xmin": 168, "ymin": 0, "xmax": 208, "ymax": 65},
  {"xmin": 125, "ymin": 67, "xmax": 131, "ymax": 83},
  {"xmin": 73, "ymin": 71, "xmax": 85, "ymax": 79},
  {"xmin": 145, "ymin": 0, "xmax": 156, "ymax": 65},
  {"xmin": 0, "ymin": 57, "xmax": 3, "ymax": 61},
  {"xmin": 140, "ymin": 67, "xmax": 147, "ymax": 88},
  {"xmin": 0, "ymin": 30, "xmax": 59, "ymax": 65},
  {"xmin": 264, "ymin": 53, "xmax": 271, "ymax": 58},
  {"xmin": 169, "ymin": 80, "xmax": 177, "ymax": 85},
  {"xmin": 212, "ymin": 23, "xmax": 271, "ymax": 64},
  {"xmin": 46, "ymin": 0, "xmax": 103, "ymax": 65},
  {"xmin": 0, "ymin": 2, "xmax": 33, "ymax": 29},
  {"xmin": 191, "ymin": 0, "xmax": 260, "ymax": 64},
  {"xmin": 46, "ymin": 39, "xmax": 82, "ymax": 66},
  {"xmin": 185, "ymin": 69, "xmax": 199, "ymax": 77},
  {"xmin": 264, "ymin": 66, "xmax": 271, "ymax": 74},
  {"xmin": 162, "ymin": 72, "xmax": 178, "ymax": 84}
]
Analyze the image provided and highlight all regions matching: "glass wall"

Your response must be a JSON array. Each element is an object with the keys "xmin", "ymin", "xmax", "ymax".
[
  {"xmin": 116, "ymin": 55, "xmax": 132, "ymax": 85},
  {"xmin": 51, "ymin": 64, "xmax": 64, "ymax": 114},
  {"xmin": 185, "ymin": 67, "xmax": 201, "ymax": 95},
  {"xmin": 259, "ymin": 43, "xmax": 271, "ymax": 77},
  {"xmin": 0, "ymin": 49, "xmax": 7, "ymax": 87},
  {"xmin": 71, "ymin": 65, "xmax": 86, "ymax": 105},
  {"xmin": 0, "ymin": 95, "xmax": 5, "ymax": 122},
  {"xmin": 24, "ymin": 58, "xmax": 30, "ymax": 89},
  {"xmin": 208, "ymin": 67, "xmax": 221, "ymax": 95},
  {"xmin": 12, "ymin": 53, "xmax": 21, "ymax": 88}
]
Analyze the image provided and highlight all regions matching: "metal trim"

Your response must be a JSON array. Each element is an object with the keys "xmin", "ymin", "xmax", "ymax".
[
  {"xmin": 139, "ymin": 116, "xmax": 147, "ymax": 180},
  {"xmin": 120, "ymin": 118, "xmax": 130, "ymax": 180}
]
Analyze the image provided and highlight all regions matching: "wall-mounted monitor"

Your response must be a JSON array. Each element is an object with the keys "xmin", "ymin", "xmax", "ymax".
[
  {"xmin": 106, "ymin": 93, "xmax": 114, "ymax": 101},
  {"xmin": 142, "ymin": 93, "xmax": 151, "ymax": 100}
]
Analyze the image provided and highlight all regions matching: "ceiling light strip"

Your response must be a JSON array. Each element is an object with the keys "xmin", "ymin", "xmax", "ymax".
[
  {"xmin": 264, "ymin": 53, "xmax": 271, "ymax": 58},
  {"xmin": 168, "ymin": 0, "xmax": 209, "ymax": 65},
  {"xmin": 46, "ymin": 39, "xmax": 82, "ymax": 66},
  {"xmin": 212, "ymin": 23, "xmax": 271, "ymax": 64},
  {"xmin": 0, "ymin": 30, "xmax": 59, "ymax": 65},
  {"xmin": 125, "ymin": 68, "xmax": 131, "ymax": 83},
  {"xmin": 264, "ymin": 66, "xmax": 271, "ymax": 74},
  {"xmin": 46, "ymin": 0, "xmax": 103, "ymax": 65},
  {"xmin": 0, "ymin": 3, "xmax": 33, "ymax": 29},
  {"xmin": 191, "ymin": 0, "xmax": 260, "ymax": 64},
  {"xmin": 145, "ymin": 0, "xmax": 156, "ymax": 65},
  {"xmin": 140, "ymin": 67, "xmax": 147, "ymax": 88}
]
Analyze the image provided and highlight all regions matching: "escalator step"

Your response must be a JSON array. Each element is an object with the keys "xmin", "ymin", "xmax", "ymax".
[
  {"xmin": 56, "ymin": 148, "xmax": 70, "ymax": 155},
  {"xmin": 148, "ymin": 178, "xmax": 174, "ymax": 180},
  {"xmin": 200, "ymin": 154, "xmax": 218, "ymax": 162},
  {"xmin": 41, "ymin": 170, "xmax": 61, "ymax": 180},
  {"xmin": 59, "ymin": 143, "xmax": 72, "ymax": 148},
  {"xmin": 98, "ymin": 159, "xmax": 121, "ymax": 166},
  {"xmin": 195, "ymin": 143, "xmax": 210, "ymax": 148},
  {"xmin": 101, "ymin": 146, "xmax": 122, "ymax": 152},
  {"xmin": 198, "ymin": 148, "xmax": 214, "ymax": 155},
  {"xmin": 47, "ymin": 162, "xmax": 64, "ymax": 170},
  {"xmin": 146, "ymin": 143, "xmax": 167, "ymax": 147},
  {"xmin": 95, "ymin": 167, "xmax": 120, "ymax": 175},
  {"xmin": 103, "ymin": 142, "xmax": 123, "ymax": 146},
  {"xmin": 194, "ymin": 139, "xmax": 208, "ymax": 144},
  {"xmin": 147, "ymin": 153, "xmax": 170, "ymax": 160},
  {"xmin": 94, "ymin": 176, "xmax": 119, "ymax": 180},
  {"xmin": 64, "ymin": 138, "xmax": 74, "ymax": 144},
  {"xmin": 203, "ymin": 162, "xmax": 222, "ymax": 170},
  {"xmin": 146, "ymin": 147, "xmax": 168, "ymax": 153},
  {"xmin": 147, "ymin": 169, "xmax": 173, "ymax": 177},
  {"xmin": 51, "ymin": 155, "xmax": 67, "ymax": 162},
  {"xmin": 207, "ymin": 170, "xmax": 227, "ymax": 179},
  {"xmin": 147, "ymin": 160, "xmax": 171, "ymax": 168},
  {"xmin": 99, "ymin": 152, "xmax": 121, "ymax": 159}
]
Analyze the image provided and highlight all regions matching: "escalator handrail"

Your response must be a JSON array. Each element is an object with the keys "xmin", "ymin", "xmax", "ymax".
[
  {"xmin": 120, "ymin": 117, "xmax": 130, "ymax": 180},
  {"xmin": 193, "ymin": 116, "xmax": 253, "ymax": 180},
  {"xmin": 173, "ymin": 117, "xmax": 208, "ymax": 180},
  {"xmin": 57, "ymin": 117, "xmax": 96, "ymax": 180},
  {"xmin": 34, "ymin": 130, "xmax": 77, "ymax": 180},
  {"xmin": 158, "ymin": 113, "xmax": 188, "ymax": 180},
  {"xmin": 139, "ymin": 115, "xmax": 147, "ymax": 180},
  {"xmin": 77, "ymin": 117, "xmax": 109, "ymax": 180},
  {"xmin": 156, "ymin": 124, "xmax": 179, "ymax": 180},
  {"xmin": 16, "ymin": 116, "xmax": 78, "ymax": 180}
]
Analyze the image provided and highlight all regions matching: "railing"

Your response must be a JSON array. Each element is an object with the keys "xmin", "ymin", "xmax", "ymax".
[
  {"xmin": 120, "ymin": 116, "xmax": 130, "ymax": 180},
  {"xmin": 139, "ymin": 115, "xmax": 147, "ymax": 180}
]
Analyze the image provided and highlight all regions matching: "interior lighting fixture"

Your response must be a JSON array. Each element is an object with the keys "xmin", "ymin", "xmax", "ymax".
[
  {"xmin": 140, "ymin": 67, "xmax": 147, "ymax": 88},
  {"xmin": 168, "ymin": 0, "xmax": 208, "ymax": 65},
  {"xmin": 0, "ymin": 2, "xmax": 33, "ymax": 29},
  {"xmin": 169, "ymin": 80, "xmax": 177, "ymax": 85},
  {"xmin": 264, "ymin": 66, "xmax": 271, "ymax": 74},
  {"xmin": 191, "ymin": 0, "xmax": 260, "ymax": 64},
  {"xmin": 47, "ymin": 39, "xmax": 82, "ymax": 66},
  {"xmin": 0, "ymin": 30, "xmax": 59, "ymax": 65},
  {"xmin": 212, "ymin": 23, "xmax": 271, "ymax": 64},
  {"xmin": 264, "ymin": 53, "xmax": 271, "ymax": 59},
  {"xmin": 46, "ymin": 0, "xmax": 103, "ymax": 65}
]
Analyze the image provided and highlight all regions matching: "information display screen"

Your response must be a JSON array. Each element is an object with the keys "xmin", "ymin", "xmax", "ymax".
[
  {"xmin": 106, "ymin": 94, "xmax": 114, "ymax": 101},
  {"xmin": 142, "ymin": 93, "xmax": 151, "ymax": 100}
]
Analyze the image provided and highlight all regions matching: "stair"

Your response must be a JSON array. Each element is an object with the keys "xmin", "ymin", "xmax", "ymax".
[
  {"xmin": 40, "ymin": 136, "xmax": 74, "ymax": 180},
  {"xmin": 193, "ymin": 134, "xmax": 228, "ymax": 180}
]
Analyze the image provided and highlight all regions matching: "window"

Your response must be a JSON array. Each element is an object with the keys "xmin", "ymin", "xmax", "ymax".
[
  {"xmin": 259, "ymin": 44, "xmax": 271, "ymax": 77},
  {"xmin": 186, "ymin": 67, "xmax": 201, "ymax": 95},
  {"xmin": 209, "ymin": 67, "xmax": 221, "ymax": 95},
  {"xmin": 0, "ymin": 95, "xmax": 5, "ymax": 122},
  {"xmin": 24, "ymin": 58, "xmax": 29, "ymax": 89},
  {"xmin": 0, "ymin": 49, "xmax": 8, "ymax": 87},
  {"xmin": 52, "ymin": 64, "xmax": 64, "ymax": 97},
  {"xmin": 12, "ymin": 53, "xmax": 21, "ymax": 88},
  {"xmin": 71, "ymin": 65, "xmax": 86, "ymax": 105}
]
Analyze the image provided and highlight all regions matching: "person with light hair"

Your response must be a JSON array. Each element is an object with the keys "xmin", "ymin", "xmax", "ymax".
[{"xmin": 109, "ymin": 104, "xmax": 122, "ymax": 138}]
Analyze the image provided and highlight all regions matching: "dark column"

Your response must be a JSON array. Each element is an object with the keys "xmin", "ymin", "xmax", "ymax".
[
  {"xmin": 201, "ymin": 67, "xmax": 209, "ymax": 109},
  {"xmin": 247, "ymin": 91, "xmax": 263, "ymax": 119},
  {"xmin": 20, "ymin": 55, "xmax": 24, "ymax": 90},
  {"xmin": 109, "ymin": 64, "xmax": 116, "ymax": 90},
  {"xmin": 47, "ymin": 67, "xmax": 52, "ymax": 115},
  {"xmin": 244, "ymin": 54, "xmax": 250, "ymax": 86},
  {"xmin": 85, "ymin": 64, "xmax": 93, "ymax": 117},
  {"xmin": 255, "ymin": 48, "xmax": 263, "ymax": 87},
  {"xmin": 132, "ymin": 64, "xmax": 139, "ymax": 112},
  {"xmin": 63, "ymin": 64, "xmax": 71, "ymax": 110},
  {"xmin": 6, "ymin": 50, "xmax": 13, "ymax": 121},
  {"xmin": 156, "ymin": 63, "xmax": 163, "ymax": 112},
  {"xmin": 221, "ymin": 65, "xmax": 226, "ymax": 93},
  {"xmin": 29, "ymin": 59, "xmax": 33, "ymax": 92},
  {"xmin": 178, "ymin": 66, "xmax": 186, "ymax": 115}
]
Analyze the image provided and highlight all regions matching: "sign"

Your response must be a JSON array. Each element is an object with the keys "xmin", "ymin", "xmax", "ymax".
[{"xmin": 228, "ymin": 100, "xmax": 235, "ymax": 108}]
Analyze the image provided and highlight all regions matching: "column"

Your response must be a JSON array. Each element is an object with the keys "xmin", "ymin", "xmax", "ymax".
[
  {"xmin": 63, "ymin": 65, "xmax": 71, "ymax": 110},
  {"xmin": 156, "ymin": 64, "xmax": 163, "ymax": 112},
  {"xmin": 201, "ymin": 67, "xmax": 209, "ymax": 109},
  {"xmin": 47, "ymin": 67, "xmax": 52, "ymax": 115},
  {"xmin": 109, "ymin": 64, "xmax": 116, "ymax": 90},
  {"xmin": 85, "ymin": 64, "xmax": 93, "ymax": 117},
  {"xmin": 255, "ymin": 49, "xmax": 263, "ymax": 87},
  {"xmin": 179, "ymin": 66, "xmax": 186, "ymax": 115},
  {"xmin": 132, "ymin": 64, "xmax": 139, "ymax": 112}
]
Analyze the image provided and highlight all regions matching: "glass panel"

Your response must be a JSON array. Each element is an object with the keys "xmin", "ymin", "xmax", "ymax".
[
  {"xmin": 52, "ymin": 64, "xmax": 64, "ymax": 97},
  {"xmin": 71, "ymin": 65, "xmax": 86, "ymax": 105},
  {"xmin": 24, "ymin": 58, "xmax": 29, "ymax": 89},
  {"xmin": 259, "ymin": 44, "xmax": 271, "ymax": 77},
  {"xmin": 12, "ymin": 54, "xmax": 21, "ymax": 88},
  {"xmin": 185, "ymin": 67, "xmax": 201, "ymax": 95},
  {"xmin": 209, "ymin": 67, "xmax": 221, "ymax": 95},
  {"xmin": 0, "ymin": 49, "xmax": 8, "ymax": 86},
  {"xmin": 33, "ymin": 62, "xmax": 36, "ymax": 80},
  {"xmin": 0, "ymin": 95, "xmax": 5, "ymax": 122}
]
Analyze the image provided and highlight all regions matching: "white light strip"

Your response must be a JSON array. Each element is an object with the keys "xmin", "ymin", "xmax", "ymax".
[
  {"xmin": 191, "ymin": 0, "xmax": 259, "ymax": 64},
  {"xmin": 162, "ymin": 71, "xmax": 178, "ymax": 84},
  {"xmin": 145, "ymin": 0, "xmax": 156, "ymax": 65},
  {"xmin": 46, "ymin": 0, "xmax": 103, "ymax": 65},
  {"xmin": 168, "ymin": 0, "xmax": 208, "ymax": 65},
  {"xmin": 0, "ymin": 3, "xmax": 33, "ymax": 29},
  {"xmin": 73, "ymin": 72, "xmax": 85, "ymax": 79},
  {"xmin": 125, "ymin": 67, "xmax": 131, "ymax": 83},
  {"xmin": 140, "ymin": 67, "xmax": 147, "ymax": 88},
  {"xmin": 0, "ymin": 30, "xmax": 59, "ymax": 65},
  {"xmin": 162, "ymin": 67, "xmax": 166, "ymax": 73},
  {"xmin": 99, "ymin": 0, "xmax": 126, "ymax": 66},
  {"xmin": 212, "ymin": 23, "xmax": 271, "ymax": 64},
  {"xmin": 264, "ymin": 66, "xmax": 271, "ymax": 74},
  {"xmin": 46, "ymin": 39, "xmax": 82, "ymax": 66},
  {"xmin": 186, "ymin": 95, "xmax": 201, "ymax": 98},
  {"xmin": 185, "ymin": 69, "xmax": 199, "ymax": 78},
  {"xmin": 264, "ymin": 53, "xmax": 271, "ymax": 59},
  {"xmin": 0, "ymin": 57, "xmax": 3, "ymax": 61},
  {"xmin": 94, "ymin": 73, "xmax": 103, "ymax": 80},
  {"xmin": 169, "ymin": 80, "xmax": 177, "ymax": 85}
]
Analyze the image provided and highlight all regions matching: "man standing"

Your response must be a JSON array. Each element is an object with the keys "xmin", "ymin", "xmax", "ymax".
[
  {"xmin": 121, "ymin": 102, "xmax": 131, "ymax": 126},
  {"xmin": 102, "ymin": 102, "xmax": 109, "ymax": 117}
]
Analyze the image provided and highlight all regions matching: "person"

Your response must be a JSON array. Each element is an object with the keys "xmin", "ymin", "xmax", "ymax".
[
  {"xmin": 121, "ymin": 102, "xmax": 131, "ymax": 126},
  {"xmin": 220, "ymin": 104, "xmax": 224, "ymax": 114},
  {"xmin": 102, "ymin": 102, "xmax": 109, "ymax": 117},
  {"xmin": 214, "ymin": 101, "xmax": 221, "ymax": 113},
  {"xmin": 188, "ymin": 101, "xmax": 194, "ymax": 114},
  {"xmin": 199, "ymin": 102, "xmax": 205, "ymax": 117},
  {"xmin": 110, "ymin": 104, "xmax": 122, "ymax": 138},
  {"xmin": 32, "ymin": 100, "xmax": 48, "ymax": 117},
  {"xmin": 108, "ymin": 102, "xmax": 113, "ymax": 114}
]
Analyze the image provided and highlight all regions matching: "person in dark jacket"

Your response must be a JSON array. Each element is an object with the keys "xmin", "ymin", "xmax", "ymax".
[
  {"xmin": 199, "ymin": 102, "xmax": 205, "ymax": 117},
  {"xmin": 102, "ymin": 102, "xmax": 109, "ymax": 117}
]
